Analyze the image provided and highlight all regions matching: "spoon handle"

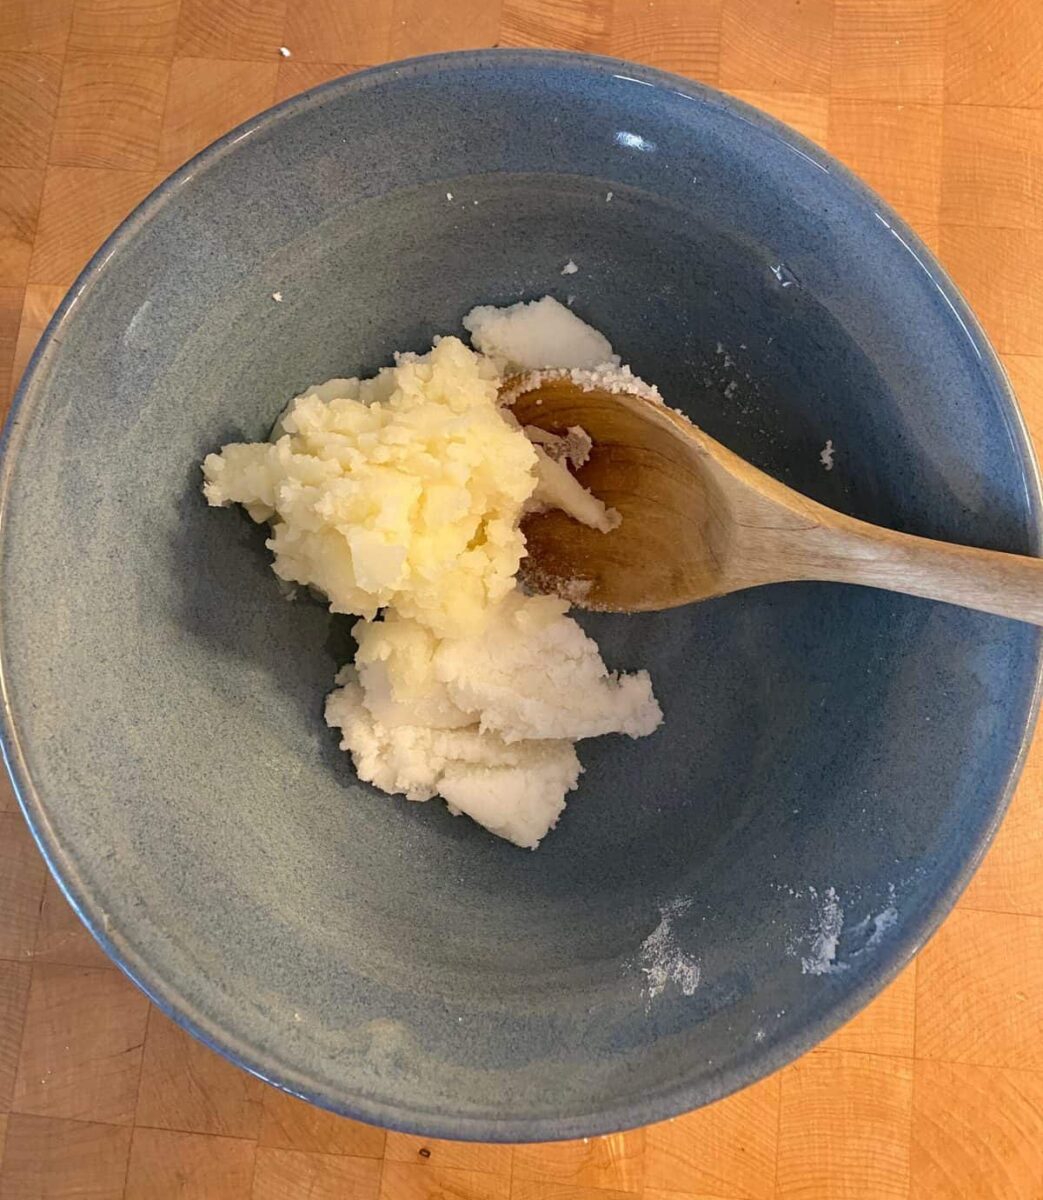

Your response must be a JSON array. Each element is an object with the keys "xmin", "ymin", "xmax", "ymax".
[{"xmin": 802, "ymin": 515, "xmax": 1043, "ymax": 625}]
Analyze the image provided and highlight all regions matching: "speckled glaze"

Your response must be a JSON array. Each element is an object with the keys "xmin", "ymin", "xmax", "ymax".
[{"xmin": 1, "ymin": 51, "xmax": 1040, "ymax": 1141}]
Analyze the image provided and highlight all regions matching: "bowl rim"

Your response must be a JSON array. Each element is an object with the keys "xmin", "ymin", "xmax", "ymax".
[{"xmin": 2, "ymin": 48, "xmax": 1042, "ymax": 1142}]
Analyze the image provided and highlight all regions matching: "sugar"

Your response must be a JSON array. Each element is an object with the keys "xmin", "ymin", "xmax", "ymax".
[
  {"xmin": 800, "ymin": 887, "xmax": 846, "ymax": 976},
  {"xmin": 638, "ymin": 898, "xmax": 701, "ymax": 1002},
  {"xmin": 500, "ymin": 363, "xmax": 662, "ymax": 407}
]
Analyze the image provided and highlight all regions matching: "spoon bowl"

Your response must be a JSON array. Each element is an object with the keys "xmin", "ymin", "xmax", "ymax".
[{"xmin": 514, "ymin": 377, "xmax": 724, "ymax": 609}]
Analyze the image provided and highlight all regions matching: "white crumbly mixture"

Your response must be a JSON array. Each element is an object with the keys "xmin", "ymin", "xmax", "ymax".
[
  {"xmin": 463, "ymin": 295, "xmax": 616, "ymax": 373},
  {"xmin": 203, "ymin": 297, "xmax": 662, "ymax": 848}
]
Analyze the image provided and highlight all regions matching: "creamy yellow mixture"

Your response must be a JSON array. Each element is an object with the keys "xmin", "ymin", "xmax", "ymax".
[{"xmin": 203, "ymin": 298, "xmax": 662, "ymax": 848}]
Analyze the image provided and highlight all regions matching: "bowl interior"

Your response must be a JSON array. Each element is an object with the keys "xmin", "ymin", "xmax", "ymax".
[{"xmin": 3, "ymin": 53, "xmax": 1040, "ymax": 1139}]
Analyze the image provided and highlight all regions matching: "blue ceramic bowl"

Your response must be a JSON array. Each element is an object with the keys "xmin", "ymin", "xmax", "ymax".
[{"xmin": 2, "ymin": 51, "xmax": 1040, "ymax": 1141}]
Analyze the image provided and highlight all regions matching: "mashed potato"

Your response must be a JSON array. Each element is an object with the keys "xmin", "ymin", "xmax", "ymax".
[{"xmin": 203, "ymin": 299, "xmax": 662, "ymax": 848}]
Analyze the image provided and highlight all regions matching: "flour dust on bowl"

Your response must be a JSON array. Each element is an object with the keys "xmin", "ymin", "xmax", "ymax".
[{"xmin": 1, "ymin": 51, "xmax": 1039, "ymax": 1141}]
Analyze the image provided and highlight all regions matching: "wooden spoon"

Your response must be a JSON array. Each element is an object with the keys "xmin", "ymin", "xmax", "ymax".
[{"xmin": 509, "ymin": 373, "xmax": 1043, "ymax": 622}]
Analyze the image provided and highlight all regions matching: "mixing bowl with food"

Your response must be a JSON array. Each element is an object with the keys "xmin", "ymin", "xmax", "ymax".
[{"xmin": 1, "ymin": 51, "xmax": 1038, "ymax": 1139}]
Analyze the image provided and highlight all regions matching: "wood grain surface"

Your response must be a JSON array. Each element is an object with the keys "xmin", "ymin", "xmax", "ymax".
[{"xmin": 2, "ymin": 1, "xmax": 1043, "ymax": 1196}]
